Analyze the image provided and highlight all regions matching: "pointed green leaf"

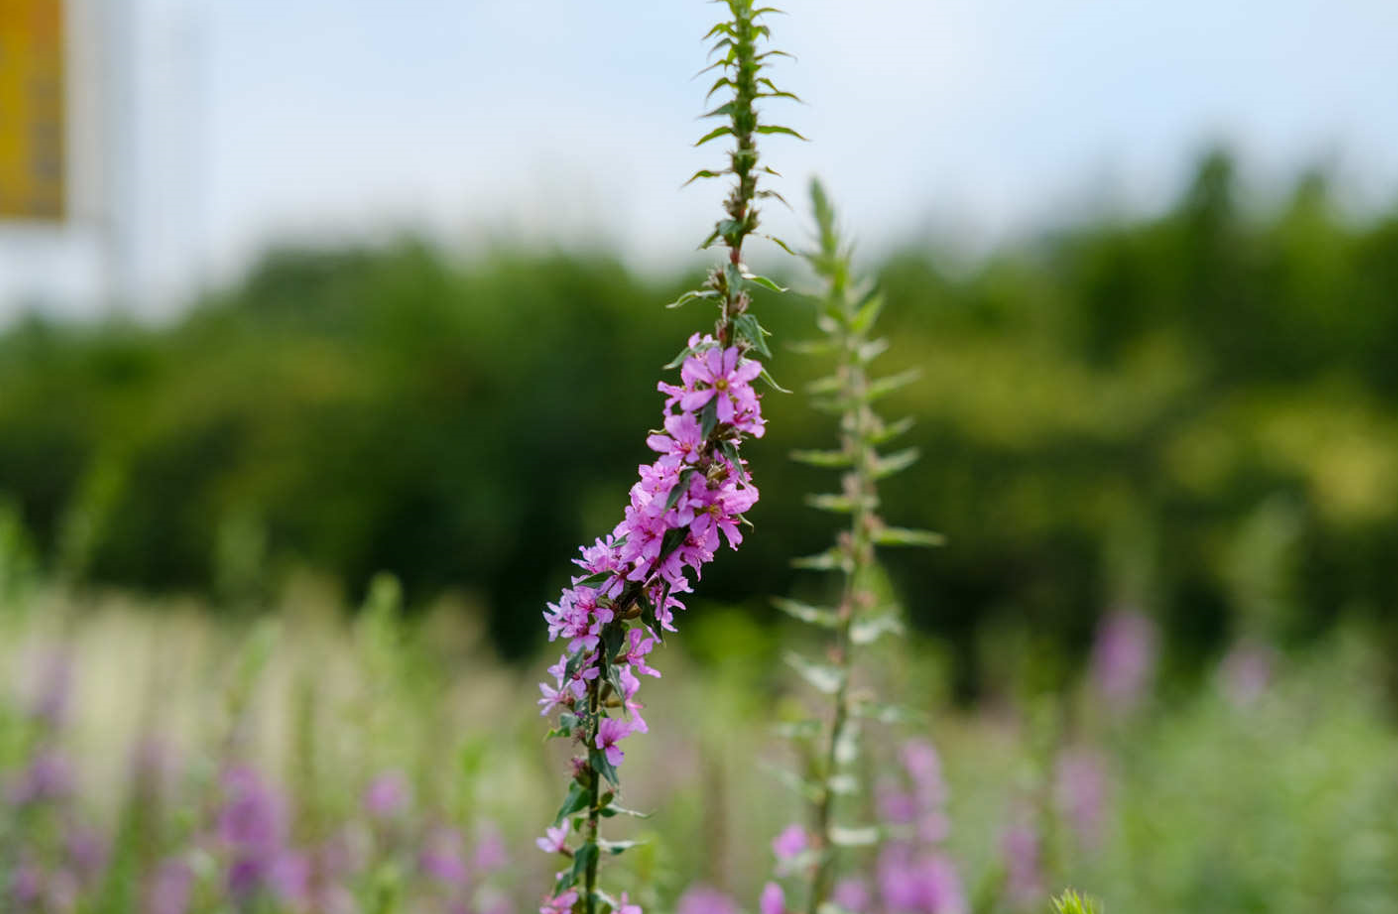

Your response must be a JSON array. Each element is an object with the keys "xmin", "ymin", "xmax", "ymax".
[
  {"xmin": 850, "ymin": 612, "xmax": 904, "ymax": 645},
  {"xmin": 869, "ymin": 415, "xmax": 915, "ymax": 445},
  {"xmin": 792, "ymin": 547, "xmax": 851, "ymax": 572},
  {"xmin": 599, "ymin": 802, "xmax": 651, "ymax": 819},
  {"xmin": 665, "ymin": 467, "xmax": 699, "ymax": 513},
  {"xmin": 706, "ymin": 76, "xmax": 734, "ymax": 100},
  {"xmin": 851, "ymin": 701, "xmax": 924, "ymax": 724},
  {"xmin": 756, "ymin": 124, "xmax": 807, "ymax": 140},
  {"xmin": 772, "ymin": 718, "xmax": 824, "ymax": 740},
  {"xmin": 873, "ymin": 527, "xmax": 946, "ymax": 548},
  {"xmin": 695, "ymin": 125, "xmax": 734, "ymax": 146},
  {"xmin": 871, "ymin": 447, "xmax": 920, "ymax": 480},
  {"xmin": 761, "ymin": 761, "xmax": 825, "ymax": 803},
  {"xmin": 771, "ymin": 597, "xmax": 839, "ymax": 627},
  {"xmin": 701, "ymin": 101, "xmax": 736, "ymax": 120},
  {"xmin": 589, "ymin": 747, "xmax": 620, "ymax": 788},
  {"xmin": 684, "ymin": 168, "xmax": 729, "ymax": 186},
  {"xmin": 700, "ymin": 396, "xmax": 720, "ymax": 439},
  {"xmin": 759, "ymin": 368, "xmax": 792, "ymax": 393},
  {"xmin": 826, "ymin": 773, "xmax": 861, "ymax": 795},
  {"xmin": 570, "ymin": 841, "xmax": 598, "ymax": 887},
  {"xmin": 828, "ymin": 825, "xmax": 881, "ymax": 847},
  {"xmin": 743, "ymin": 272, "xmax": 787, "ymax": 293},
  {"xmin": 858, "ymin": 338, "xmax": 890, "ymax": 363},
  {"xmin": 806, "ymin": 493, "xmax": 870, "ymax": 514},
  {"xmin": 849, "ymin": 293, "xmax": 885, "ymax": 334},
  {"xmin": 833, "ymin": 720, "xmax": 861, "ymax": 765},
  {"xmin": 865, "ymin": 368, "xmax": 921, "ymax": 401},
  {"xmin": 574, "ymin": 570, "xmax": 614, "ymax": 588},
  {"xmin": 599, "ymin": 839, "xmax": 644, "ymax": 855},
  {"xmin": 790, "ymin": 448, "xmax": 853, "ymax": 468},
  {"xmin": 760, "ymin": 233, "xmax": 797, "ymax": 255},
  {"xmin": 554, "ymin": 782, "xmax": 593, "ymax": 827},
  {"xmin": 667, "ymin": 288, "xmax": 719, "ymax": 309},
  {"xmin": 787, "ymin": 338, "xmax": 839, "ymax": 356},
  {"xmin": 784, "ymin": 651, "xmax": 845, "ymax": 694},
  {"xmin": 734, "ymin": 313, "xmax": 773, "ymax": 358}
]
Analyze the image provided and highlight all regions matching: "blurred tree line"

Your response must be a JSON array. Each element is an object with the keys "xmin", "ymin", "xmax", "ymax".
[{"xmin": 3, "ymin": 151, "xmax": 1398, "ymax": 696}]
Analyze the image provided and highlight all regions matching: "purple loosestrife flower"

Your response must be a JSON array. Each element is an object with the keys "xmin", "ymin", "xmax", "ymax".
[
  {"xmin": 773, "ymin": 824, "xmax": 809, "ymax": 860},
  {"xmin": 1055, "ymin": 748, "xmax": 1109, "ymax": 850},
  {"xmin": 1219, "ymin": 639, "xmax": 1274, "ymax": 708},
  {"xmin": 872, "ymin": 740, "xmax": 966, "ymax": 914},
  {"xmin": 541, "ymin": 889, "xmax": 579, "ymax": 914},
  {"xmin": 145, "ymin": 858, "xmax": 193, "ymax": 914},
  {"xmin": 760, "ymin": 882, "xmax": 786, "ymax": 914},
  {"xmin": 420, "ymin": 825, "xmax": 470, "ymax": 886},
  {"xmin": 832, "ymin": 878, "xmax": 870, "ymax": 913},
  {"xmin": 363, "ymin": 770, "xmax": 411, "ymax": 820},
  {"xmin": 1090, "ymin": 608, "xmax": 1158, "ymax": 711},
  {"xmin": 473, "ymin": 821, "xmax": 508, "ymax": 872},
  {"xmin": 999, "ymin": 820, "xmax": 1043, "ymax": 907},
  {"xmin": 9, "ymin": 749, "xmax": 73, "ymax": 805},
  {"xmin": 595, "ymin": 716, "xmax": 634, "ymax": 767},
  {"xmin": 536, "ymin": 821, "xmax": 570, "ymax": 855},
  {"xmin": 677, "ymin": 885, "xmax": 740, "ymax": 914}
]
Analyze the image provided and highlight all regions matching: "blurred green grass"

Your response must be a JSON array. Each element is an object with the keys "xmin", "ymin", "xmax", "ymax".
[{"xmin": 1, "ymin": 581, "xmax": 1395, "ymax": 913}]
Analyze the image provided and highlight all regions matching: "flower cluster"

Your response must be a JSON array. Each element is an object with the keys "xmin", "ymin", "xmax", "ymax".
[
  {"xmin": 538, "ymin": 335, "xmax": 764, "ymax": 775},
  {"xmin": 873, "ymin": 741, "xmax": 966, "ymax": 914}
]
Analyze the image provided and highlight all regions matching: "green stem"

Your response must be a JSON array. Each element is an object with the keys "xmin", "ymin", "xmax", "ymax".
[{"xmin": 807, "ymin": 264, "xmax": 877, "ymax": 914}]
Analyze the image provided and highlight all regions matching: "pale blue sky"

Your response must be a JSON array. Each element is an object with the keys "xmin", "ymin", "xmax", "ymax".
[{"xmin": 11, "ymin": 0, "xmax": 1398, "ymax": 314}]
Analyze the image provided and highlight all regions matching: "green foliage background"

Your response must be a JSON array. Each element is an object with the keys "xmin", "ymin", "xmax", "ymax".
[{"xmin": 3, "ymin": 152, "xmax": 1397, "ymax": 694}]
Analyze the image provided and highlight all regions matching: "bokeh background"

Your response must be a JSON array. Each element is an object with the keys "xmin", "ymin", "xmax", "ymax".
[{"xmin": 3, "ymin": 2, "xmax": 1398, "ymax": 913}]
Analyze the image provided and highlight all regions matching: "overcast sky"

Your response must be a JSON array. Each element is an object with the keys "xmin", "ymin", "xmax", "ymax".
[{"xmin": 8, "ymin": 0, "xmax": 1398, "ymax": 316}]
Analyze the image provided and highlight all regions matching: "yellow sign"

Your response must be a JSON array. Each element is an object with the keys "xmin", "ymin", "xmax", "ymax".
[{"xmin": 0, "ymin": 0, "xmax": 65, "ymax": 220}]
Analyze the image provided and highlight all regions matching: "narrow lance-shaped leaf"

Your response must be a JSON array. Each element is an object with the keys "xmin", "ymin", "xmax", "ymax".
[
  {"xmin": 771, "ymin": 597, "xmax": 840, "ymax": 627},
  {"xmin": 756, "ymin": 124, "xmax": 807, "ymax": 140},
  {"xmin": 789, "ymin": 447, "xmax": 854, "ymax": 468},
  {"xmin": 870, "ymin": 447, "xmax": 920, "ymax": 480},
  {"xmin": 784, "ymin": 651, "xmax": 845, "ymax": 694},
  {"xmin": 873, "ymin": 527, "xmax": 946, "ymax": 548},
  {"xmin": 554, "ymin": 782, "xmax": 593, "ymax": 827}
]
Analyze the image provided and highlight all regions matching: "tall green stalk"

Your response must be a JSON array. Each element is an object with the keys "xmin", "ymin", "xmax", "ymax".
[{"xmin": 771, "ymin": 180, "xmax": 942, "ymax": 914}]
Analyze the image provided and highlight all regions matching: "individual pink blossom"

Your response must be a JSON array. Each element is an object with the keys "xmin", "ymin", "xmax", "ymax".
[
  {"xmin": 648, "ymin": 411, "xmax": 706, "ymax": 466},
  {"xmin": 680, "ymin": 346, "xmax": 763, "ymax": 429},
  {"xmin": 595, "ymin": 717, "xmax": 633, "ymax": 767},
  {"xmin": 623, "ymin": 629, "xmax": 660, "ymax": 678},
  {"xmin": 617, "ymin": 891, "xmax": 643, "ymax": 914},
  {"xmin": 541, "ymin": 889, "xmax": 579, "ymax": 914},
  {"xmin": 363, "ymin": 771, "xmax": 410, "ymax": 819},
  {"xmin": 772, "ymin": 824, "xmax": 808, "ymax": 860},
  {"xmin": 536, "ymin": 820, "xmax": 571, "ymax": 855}
]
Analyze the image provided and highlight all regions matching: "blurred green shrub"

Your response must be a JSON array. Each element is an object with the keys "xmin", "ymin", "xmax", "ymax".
[{"xmin": 3, "ymin": 152, "xmax": 1398, "ymax": 693}]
